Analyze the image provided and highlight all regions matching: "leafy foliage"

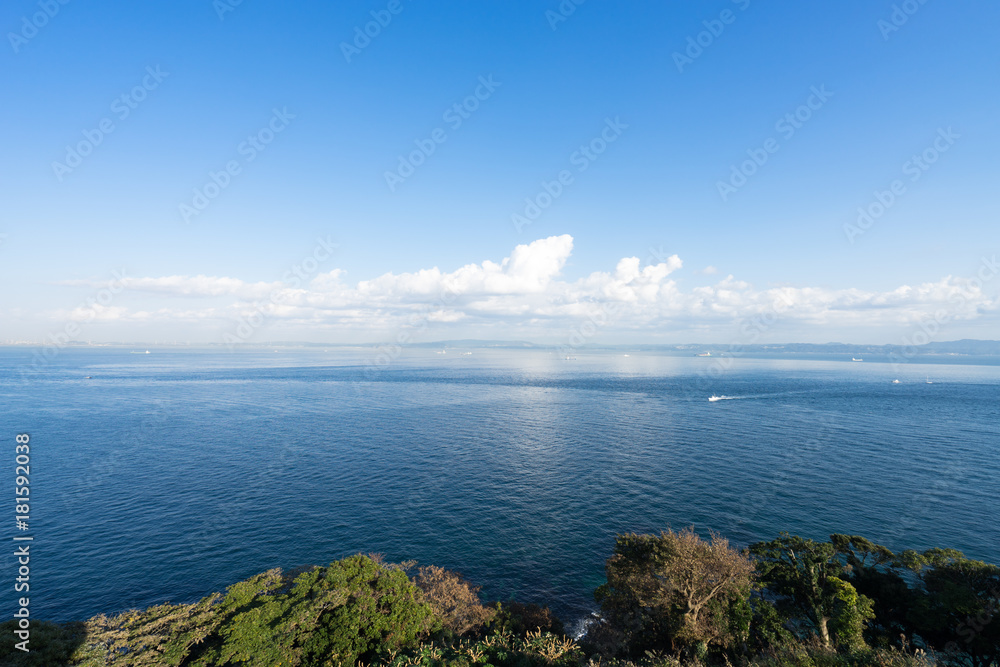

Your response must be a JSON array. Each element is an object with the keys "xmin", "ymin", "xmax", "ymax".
[
  {"xmin": 413, "ymin": 565, "xmax": 496, "ymax": 638},
  {"xmin": 3, "ymin": 532, "xmax": 998, "ymax": 667},
  {"xmin": 297, "ymin": 554, "xmax": 434, "ymax": 666},
  {"xmin": 0, "ymin": 557, "xmax": 431, "ymax": 666},
  {"xmin": 830, "ymin": 534, "xmax": 915, "ymax": 647},
  {"xmin": 904, "ymin": 549, "xmax": 1000, "ymax": 667},
  {"xmin": 378, "ymin": 629, "xmax": 583, "ymax": 667},
  {"xmin": 750, "ymin": 534, "xmax": 874, "ymax": 650},
  {"xmin": 595, "ymin": 527, "xmax": 756, "ymax": 657},
  {"xmin": 747, "ymin": 641, "xmax": 934, "ymax": 667}
]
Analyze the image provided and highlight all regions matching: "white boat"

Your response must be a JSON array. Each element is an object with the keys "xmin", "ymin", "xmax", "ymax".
[
  {"xmin": 852, "ymin": 357, "xmax": 863, "ymax": 362},
  {"xmin": 709, "ymin": 395, "xmax": 725, "ymax": 402},
  {"xmin": 696, "ymin": 352, "xmax": 711, "ymax": 357},
  {"xmin": 892, "ymin": 379, "xmax": 900, "ymax": 384}
]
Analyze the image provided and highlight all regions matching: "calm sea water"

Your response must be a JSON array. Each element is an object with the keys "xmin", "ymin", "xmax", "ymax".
[{"xmin": 1, "ymin": 347, "xmax": 998, "ymax": 630}]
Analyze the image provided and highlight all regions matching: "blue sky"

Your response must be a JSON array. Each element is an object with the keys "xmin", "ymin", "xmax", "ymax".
[{"xmin": 2, "ymin": 0, "xmax": 998, "ymax": 345}]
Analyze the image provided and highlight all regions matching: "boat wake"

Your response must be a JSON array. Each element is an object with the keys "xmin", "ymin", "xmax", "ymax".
[{"xmin": 708, "ymin": 389, "xmax": 814, "ymax": 402}]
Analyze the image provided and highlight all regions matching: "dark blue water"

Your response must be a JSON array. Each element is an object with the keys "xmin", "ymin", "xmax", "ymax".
[{"xmin": 1, "ymin": 347, "xmax": 998, "ymax": 632}]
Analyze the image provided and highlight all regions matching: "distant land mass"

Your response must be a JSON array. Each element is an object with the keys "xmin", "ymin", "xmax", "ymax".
[
  {"xmin": 404, "ymin": 338, "xmax": 1000, "ymax": 357},
  {"xmin": 7, "ymin": 339, "xmax": 1000, "ymax": 358}
]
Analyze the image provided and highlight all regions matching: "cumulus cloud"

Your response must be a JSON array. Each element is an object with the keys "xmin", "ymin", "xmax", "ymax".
[
  {"xmin": 356, "ymin": 234, "xmax": 574, "ymax": 299},
  {"xmin": 51, "ymin": 237, "xmax": 998, "ymax": 339}
]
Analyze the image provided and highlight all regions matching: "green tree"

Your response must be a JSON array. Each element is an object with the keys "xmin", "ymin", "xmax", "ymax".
[
  {"xmin": 301, "ymin": 554, "xmax": 434, "ymax": 665},
  {"xmin": 48, "ymin": 556, "xmax": 435, "ymax": 666},
  {"xmin": 831, "ymin": 534, "xmax": 915, "ymax": 646},
  {"xmin": 595, "ymin": 527, "xmax": 755, "ymax": 657},
  {"xmin": 902, "ymin": 549, "xmax": 1000, "ymax": 667},
  {"xmin": 750, "ymin": 533, "xmax": 874, "ymax": 649}
]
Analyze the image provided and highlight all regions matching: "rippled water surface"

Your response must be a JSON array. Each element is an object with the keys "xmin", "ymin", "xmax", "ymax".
[{"xmin": 1, "ymin": 347, "xmax": 998, "ymax": 626}]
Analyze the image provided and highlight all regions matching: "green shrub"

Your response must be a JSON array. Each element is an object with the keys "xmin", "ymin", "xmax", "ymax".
[
  {"xmin": 379, "ymin": 630, "xmax": 583, "ymax": 667},
  {"xmin": 748, "ymin": 642, "xmax": 934, "ymax": 667},
  {"xmin": 5, "ymin": 557, "xmax": 433, "ymax": 666},
  {"xmin": 301, "ymin": 554, "xmax": 434, "ymax": 665}
]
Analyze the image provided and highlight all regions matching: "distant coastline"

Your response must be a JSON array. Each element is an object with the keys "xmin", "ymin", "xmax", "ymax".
[{"xmin": 4, "ymin": 338, "xmax": 1000, "ymax": 360}]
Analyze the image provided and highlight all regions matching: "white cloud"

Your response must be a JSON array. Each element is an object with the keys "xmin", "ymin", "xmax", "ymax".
[
  {"xmin": 356, "ymin": 234, "xmax": 574, "ymax": 299},
  {"xmin": 65, "ymin": 304, "xmax": 129, "ymax": 322},
  {"xmin": 123, "ymin": 275, "xmax": 281, "ymax": 299},
  {"xmin": 48, "ymin": 237, "xmax": 998, "ymax": 340}
]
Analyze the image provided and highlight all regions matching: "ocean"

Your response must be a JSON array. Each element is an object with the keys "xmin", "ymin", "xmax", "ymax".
[{"xmin": 1, "ymin": 347, "xmax": 998, "ymax": 632}]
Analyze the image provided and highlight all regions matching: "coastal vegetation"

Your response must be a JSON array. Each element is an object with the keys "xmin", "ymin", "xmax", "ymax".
[{"xmin": 3, "ymin": 530, "xmax": 997, "ymax": 667}]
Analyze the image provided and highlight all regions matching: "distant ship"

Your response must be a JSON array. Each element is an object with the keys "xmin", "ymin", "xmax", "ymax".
[
  {"xmin": 708, "ymin": 395, "xmax": 725, "ymax": 402},
  {"xmin": 696, "ymin": 352, "xmax": 712, "ymax": 357},
  {"xmin": 852, "ymin": 357, "xmax": 863, "ymax": 362},
  {"xmin": 892, "ymin": 379, "xmax": 900, "ymax": 384}
]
